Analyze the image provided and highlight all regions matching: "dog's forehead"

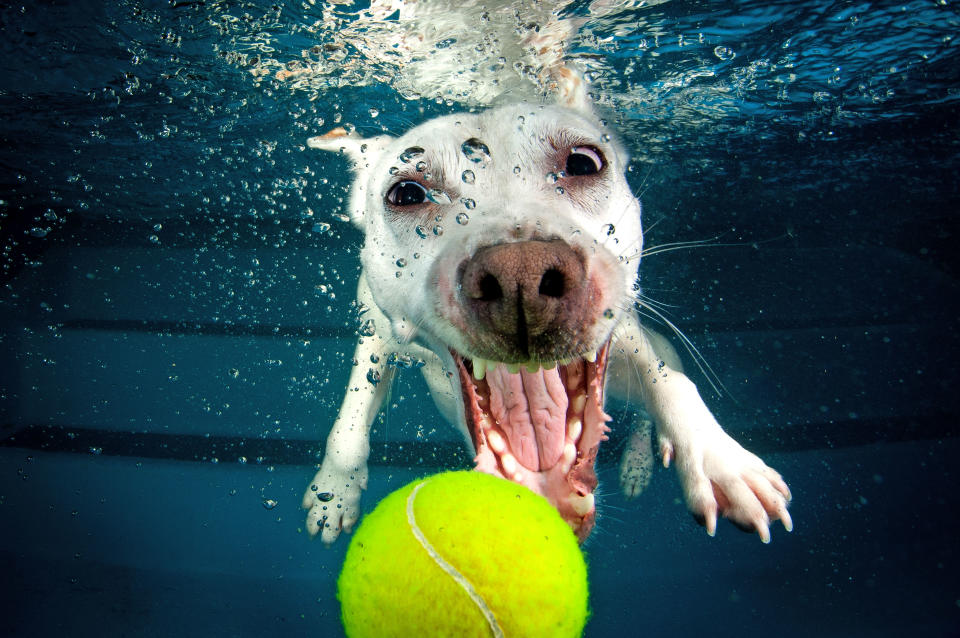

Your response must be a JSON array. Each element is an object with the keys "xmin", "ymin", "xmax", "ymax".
[{"xmin": 382, "ymin": 105, "xmax": 608, "ymax": 172}]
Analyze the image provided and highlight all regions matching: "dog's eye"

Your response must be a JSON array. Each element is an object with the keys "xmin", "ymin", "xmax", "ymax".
[
  {"xmin": 386, "ymin": 180, "xmax": 428, "ymax": 206},
  {"xmin": 565, "ymin": 146, "xmax": 605, "ymax": 176}
]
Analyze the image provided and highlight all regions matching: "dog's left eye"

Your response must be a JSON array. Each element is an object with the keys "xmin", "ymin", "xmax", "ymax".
[
  {"xmin": 386, "ymin": 180, "xmax": 428, "ymax": 206},
  {"xmin": 565, "ymin": 146, "xmax": 605, "ymax": 176}
]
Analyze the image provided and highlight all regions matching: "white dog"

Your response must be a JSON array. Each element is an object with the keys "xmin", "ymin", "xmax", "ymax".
[{"xmin": 298, "ymin": 3, "xmax": 792, "ymax": 545}]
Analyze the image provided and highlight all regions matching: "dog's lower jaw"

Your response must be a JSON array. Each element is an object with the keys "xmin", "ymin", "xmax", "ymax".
[{"xmin": 454, "ymin": 342, "xmax": 611, "ymax": 541}]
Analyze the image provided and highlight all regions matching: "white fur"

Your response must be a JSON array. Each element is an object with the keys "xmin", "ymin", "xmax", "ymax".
[{"xmin": 299, "ymin": 1, "xmax": 792, "ymax": 546}]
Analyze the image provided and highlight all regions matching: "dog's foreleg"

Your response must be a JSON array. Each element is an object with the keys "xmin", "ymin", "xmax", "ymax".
[
  {"xmin": 302, "ymin": 274, "xmax": 396, "ymax": 543},
  {"xmin": 614, "ymin": 313, "xmax": 793, "ymax": 542},
  {"xmin": 609, "ymin": 321, "xmax": 684, "ymax": 499}
]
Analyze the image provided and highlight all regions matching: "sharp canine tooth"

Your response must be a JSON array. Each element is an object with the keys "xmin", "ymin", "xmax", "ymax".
[
  {"xmin": 561, "ymin": 442, "xmax": 577, "ymax": 472},
  {"xmin": 567, "ymin": 418, "xmax": 582, "ymax": 440},
  {"xmin": 584, "ymin": 350, "xmax": 597, "ymax": 363},
  {"xmin": 570, "ymin": 493, "xmax": 595, "ymax": 516},
  {"xmin": 473, "ymin": 358, "xmax": 486, "ymax": 380},
  {"xmin": 500, "ymin": 452, "xmax": 518, "ymax": 476},
  {"xmin": 506, "ymin": 362, "xmax": 521, "ymax": 374},
  {"xmin": 487, "ymin": 430, "xmax": 506, "ymax": 454},
  {"xmin": 571, "ymin": 393, "xmax": 586, "ymax": 414}
]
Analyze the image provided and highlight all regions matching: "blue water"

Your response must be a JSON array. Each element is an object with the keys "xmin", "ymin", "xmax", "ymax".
[{"xmin": 1, "ymin": 1, "xmax": 958, "ymax": 636}]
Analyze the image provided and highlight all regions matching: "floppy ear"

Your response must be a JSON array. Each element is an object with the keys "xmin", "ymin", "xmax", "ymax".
[
  {"xmin": 553, "ymin": 66, "xmax": 593, "ymax": 116},
  {"xmin": 307, "ymin": 127, "xmax": 393, "ymax": 227},
  {"xmin": 307, "ymin": 127, "xmax": 391, "ymax": 164}
]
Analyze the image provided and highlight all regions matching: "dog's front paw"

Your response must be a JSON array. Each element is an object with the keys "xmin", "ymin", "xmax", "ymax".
[
  {"xmin": 301, "ymin": 460, "xmax": 368, "ymax": 544},
  {"xmin": 619, "ymin": 418, "xmax": 654, "ymax": 498},
  {"xmin": 659, "ymin": 428, "xmax": 793, "ymax": 543}
]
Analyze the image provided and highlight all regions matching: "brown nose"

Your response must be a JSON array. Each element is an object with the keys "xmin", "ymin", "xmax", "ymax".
[{"xmin": 458, "ymin": 240, "xmax": 588, "ymax": 357}]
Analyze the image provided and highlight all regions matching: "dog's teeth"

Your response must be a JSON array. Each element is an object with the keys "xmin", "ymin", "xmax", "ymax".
[
  {"xmin": 472, "ymin": 359, "xmax": 487, "ymax": 380},
  {"xmin": 505, "ymin": 362, "xmax": 521, "ymax": 374},
  {"xmin": 584, "ymin": 350, "xmax": 597, "ymax": 363},
  {"xmin": 569, "ymin": 493, "xmax": 595, "ymax": 516},
  {"xmin": 487, "ymin": 430, "xmax": 506, "ymax": 454},
  {"xmin": 500, "ymin": 452, "xmax": 518, "ymax": 476},
  {"xmin": 561, "ymin": 442, "xmax": 577, "ymax": 473},
  {"xmin": 571, "ymin": 393, "xmax": 587, "ymax": 415},
  {"xmin": 567, "ymin": 417, "xmax": 582, "ymax": 441}
]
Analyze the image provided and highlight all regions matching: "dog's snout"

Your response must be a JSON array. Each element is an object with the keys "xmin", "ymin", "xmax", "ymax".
[{"xmin": 459, "ymin": 240, "xmax": 588, "ymax": 357}]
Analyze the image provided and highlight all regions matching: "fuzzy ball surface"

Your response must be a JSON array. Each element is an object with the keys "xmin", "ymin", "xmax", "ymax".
[{"xmin": 338, "ymin": 470, "xmax": 589, "ymax": 637}]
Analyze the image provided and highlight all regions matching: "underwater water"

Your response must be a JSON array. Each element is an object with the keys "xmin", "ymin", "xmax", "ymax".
[{"xmin": 1, "ymin": 0, "xmax": 958, "ymax": 636}]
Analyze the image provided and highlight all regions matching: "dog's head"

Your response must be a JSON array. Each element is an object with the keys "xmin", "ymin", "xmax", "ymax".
[{"xmin": 310, "ymin": 101, "xmax": 642, "ymax": 539}]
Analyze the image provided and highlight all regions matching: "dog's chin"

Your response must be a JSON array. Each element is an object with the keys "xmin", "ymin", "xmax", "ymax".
[{"xmin": 453, "ymin": 341, "xmax": 611, "ymax": 542}]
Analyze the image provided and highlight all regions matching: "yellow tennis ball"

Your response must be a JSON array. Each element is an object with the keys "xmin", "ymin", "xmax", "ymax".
[{"xmin": 338, "ymin": 470, "xmax": 589, "ymax": 638}]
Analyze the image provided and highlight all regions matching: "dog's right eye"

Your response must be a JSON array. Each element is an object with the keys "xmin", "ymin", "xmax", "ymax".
[
  {"xmin": 386, "ymin": 181, "xmax": 428, "ymax": 206},
  {"xmin": 565, "ymin": 146, "xmax": 605, "ymax": 176}
]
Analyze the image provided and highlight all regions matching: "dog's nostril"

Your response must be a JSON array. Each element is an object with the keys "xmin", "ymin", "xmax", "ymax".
[
  {"xmin": 478, "ymin": 273, "xmax": 503, "ymax": 301},
  {"xmin": 539, "ymin": 268, "xmax": 566, "ymax": 298}
]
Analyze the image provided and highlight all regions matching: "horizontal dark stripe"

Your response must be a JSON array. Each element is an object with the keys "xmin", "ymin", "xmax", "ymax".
[
  {"xmin": 1, "ymin": 413, "xmax": 956, "ymax": 467},
  {"xmin": 50, "ymin": 318, "xmax": 357, "ymax": 340},
  {"xmin": 0, "ymin": 424, "xmax": 468, "ymax": 467},
  {"xmin": 12, "ymin": 315, "xmax": 946, "ymax": 341}
]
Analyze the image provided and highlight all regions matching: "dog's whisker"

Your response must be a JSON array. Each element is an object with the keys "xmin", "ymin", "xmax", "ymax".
[{"xmin": 631, "ymin": 299, "xmax": 728, "ymax": 398}]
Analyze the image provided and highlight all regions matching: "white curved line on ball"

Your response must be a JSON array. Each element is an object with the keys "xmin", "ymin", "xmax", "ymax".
[{"xmin": 406, "ymin": 480, "xmax": 503, "ymax": 638}]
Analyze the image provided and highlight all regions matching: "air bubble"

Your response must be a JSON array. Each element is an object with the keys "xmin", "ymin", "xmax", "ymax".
[
  {"xmin": 461, "ymin": 138, "xmax": 491, "ymax": 163},
  {"xmin": 262, "ymin": 499, "xmax": 278, "ymax": 510},
  {"xmin": 359, "ymin": 319, "xmax": 376, "ymax": 336},
  {"xmin": 396, "ymin": 258, "xmax": 407, "ymax": 268},
  {"xmin": 456, "ymin": 213, "xmax": 469, "ymax": 225},
  {"xmin": 461, "ymin": 198, "xmax": 476, "ymax": 209},
  {"xmin": 713, "ymin": 46, "xmax": 735, "ymax": 61},
  {"xmin": 461, "ymin": 169, "xmax": 475, "ymax": 184},
  {"xmin": 426, "ymin": 189, "xmax": 452, "ymax": 205},
  {"xmin": 369, "ymin": 107, "xmax": 379, "ymax": 118},
  {"xmin": 399, "ymin": 146, "xmax": 424, "ymax": 163},
  {"xmin": 603, "ymin": 223, "xmax": 616, "ymax": 236},
  {"xmin": 432, "ymin": 225, "xmax": 444, "ymax": 236},
  {"xmin": 366, "ymin": 369, "xmax": 381, "ymax": 385},
  {"xmin": 415, "ymin": 225, "xmax": 428, "ymax": 238}
]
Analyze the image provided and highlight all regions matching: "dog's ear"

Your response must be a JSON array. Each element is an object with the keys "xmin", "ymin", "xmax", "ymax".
[
  {"xmin": 307, "ymin": 127, "xmax": 393, "ymax": 226},
  {"xmin": 307, "ymin": 127, "xmax": 391, "ymax": 163},
  {"xmin": 554, "ymin": 66, "xmax": 593, "ymax": 115}
]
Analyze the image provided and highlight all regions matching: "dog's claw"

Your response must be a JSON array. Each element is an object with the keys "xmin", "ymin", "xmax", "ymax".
[{"xmin": 659, "ymin": 438, "xmax": 674, "ymax": 468}]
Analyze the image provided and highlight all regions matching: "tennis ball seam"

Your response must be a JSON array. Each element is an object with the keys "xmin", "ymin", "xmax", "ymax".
[{"xmin": 406, "ymin": 479, "xmax": 504, "ymax": 638}]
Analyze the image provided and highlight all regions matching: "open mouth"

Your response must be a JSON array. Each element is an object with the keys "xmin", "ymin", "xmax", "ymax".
[{"xmin": 453, "ymin": 342, "xmax": 611, "ymax": 541}]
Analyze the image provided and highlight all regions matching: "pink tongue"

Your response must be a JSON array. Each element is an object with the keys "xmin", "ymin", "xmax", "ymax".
[{"xmin": 486, "ymin": 364, "xmax": 569, "ymax": 471}]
